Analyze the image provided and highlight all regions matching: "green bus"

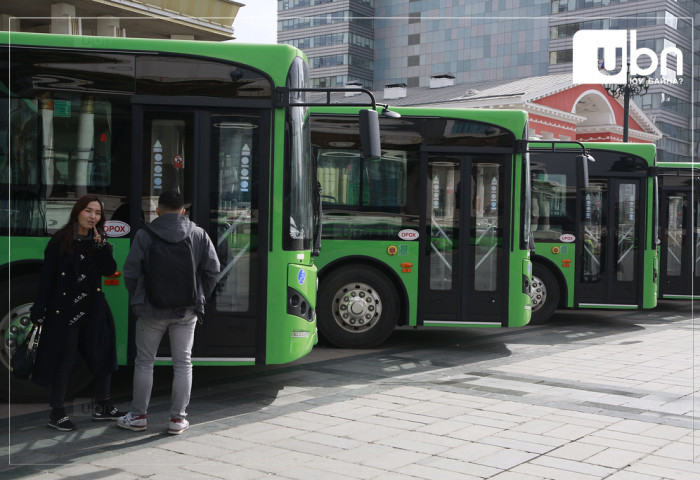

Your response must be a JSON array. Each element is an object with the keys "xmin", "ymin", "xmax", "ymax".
[
  {"xmin": 310, "ymin": 106, "xmax": 533, "ymax": 348},
  {"xmin": 657, "ymin": 161, "xmax": 699, "ymax": 299},
  {"xmin": 1, "ymin": 32, "xmax": 321, "ymax": 401},
  {"xmin": 528, "ymin": 143, "xmax": 659, "ymax": 323}
]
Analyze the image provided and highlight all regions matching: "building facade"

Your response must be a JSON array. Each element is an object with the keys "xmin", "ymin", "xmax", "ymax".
[
  {"xmin": 1, "ymin": 0, "xmax": 242, "ymax": 40},
  {"xmin": 280, "ymin": 0, "xmax": 696, "ymax": 161}
]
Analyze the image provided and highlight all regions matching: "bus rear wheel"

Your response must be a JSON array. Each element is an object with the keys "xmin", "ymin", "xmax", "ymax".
[
  {"xmin": 318, "ymin": 267, "xmax": 399, "ymax": 348},
  {"xmin": 1, "ymin": 275, "xmax": 92, "ymax": 402},
  {"xmin": 529, "ymin": 264, "xmax": 560, "ymax": 324}
]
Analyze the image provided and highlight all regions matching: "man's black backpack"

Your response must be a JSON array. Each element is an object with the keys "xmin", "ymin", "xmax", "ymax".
[{"xmin": 143, "ymin": 225, "xmax": 198, "ymax": 308}]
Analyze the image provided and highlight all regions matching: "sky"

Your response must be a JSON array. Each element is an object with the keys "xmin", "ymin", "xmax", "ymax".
[{"xmin": 232, "ymin": 1, "xmax": 278, "ymax": 44}]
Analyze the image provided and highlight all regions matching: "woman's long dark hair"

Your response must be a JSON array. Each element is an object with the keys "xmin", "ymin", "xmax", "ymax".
[{"xmin": 56, "ymin": 194, "xmax": 107, "ymax": 256}]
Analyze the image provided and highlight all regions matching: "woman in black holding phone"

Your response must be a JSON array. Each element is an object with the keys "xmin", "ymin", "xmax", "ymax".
[{"xmin": 30, "ymin": 194, "xmax": 125, "ymax": 431}]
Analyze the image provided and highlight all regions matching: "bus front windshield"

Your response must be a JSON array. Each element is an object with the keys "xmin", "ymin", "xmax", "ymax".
[{"xmin": 284, "ymin": 57, "xmax": 313, "ymax": 251}]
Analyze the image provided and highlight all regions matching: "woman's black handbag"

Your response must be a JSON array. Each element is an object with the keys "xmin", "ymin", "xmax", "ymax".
[{"xmin": 11, "ymin": 325, "xmax": 41, "ymax": 380}]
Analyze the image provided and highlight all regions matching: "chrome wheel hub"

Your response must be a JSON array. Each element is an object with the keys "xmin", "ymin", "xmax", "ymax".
[
  {"xmin": 529, "ymin": 275, "xmax": 547, "ymax": 312},
  {"xmin": 1, "ymin": 302, "xmax": 33, "ymax": 369},
  {"xmin": 332, "ymin": 282, "xmax": 382, "ymax": 333}
]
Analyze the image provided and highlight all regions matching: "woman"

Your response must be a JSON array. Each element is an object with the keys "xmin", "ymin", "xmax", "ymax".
[{"xmin": 30, "ymin": 195, "xmax": 125, "ymax": 431}]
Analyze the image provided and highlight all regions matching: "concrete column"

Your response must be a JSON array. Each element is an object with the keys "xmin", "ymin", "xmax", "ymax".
[
  {"xmin": 97, "ymin": 16, "xmax": 120, "ymax": 37},
  {"xmin": 1, "ymin": 14, "xmax": 20, "ymax": 32},
  {"xmin": 51, "ymin": 3, "xmax": 77, "ymax": 35}
]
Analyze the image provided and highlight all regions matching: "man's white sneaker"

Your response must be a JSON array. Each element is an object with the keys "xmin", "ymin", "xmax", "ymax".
[
  {"xmin": 117, "ymin": 412, "xmax": 147, "ymax": 431},
  {"xmin": 168, "ymin": 417, "xmax": 189, "ymax": 435}
]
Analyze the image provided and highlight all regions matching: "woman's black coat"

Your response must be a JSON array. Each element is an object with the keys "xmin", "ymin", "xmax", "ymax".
[{"xmin": 30, "ymin": 233, "xmax": 119, "ymax": 387}]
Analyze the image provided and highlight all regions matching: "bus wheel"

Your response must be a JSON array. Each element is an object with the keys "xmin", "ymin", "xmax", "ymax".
[
  {"xmin": 529, "ymin": 264, "xmax": 559, "ymax": 324},
  {"xmin": 318, "ymin": 267, "xmax": 399, "ymax": 348},
  {"xmin": 0, "ymin": 276, "xmax": 92, "ymax": 402}
]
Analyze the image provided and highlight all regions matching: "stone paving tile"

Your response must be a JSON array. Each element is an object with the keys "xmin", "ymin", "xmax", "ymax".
[
  {"xmin": 395, "ymin": 462, "xmax": 484, "ymax": 480},
  {"xmin": 416, "ymin": 455, "xmax": 502, "ymax": 478},
  {"xmin": 292, "ymin": 431, "xmax": 364, "ymax": 450},
  {"xmin": 472, "ymin": 447, "xmax": 539, "ymax": 470},
  {"xmin": 296, "ymin": 457, "xmax": 384, "ymax": 479},
  {"xmin": 490, "ymin": 471, "xmax": 546, "ymax": 480},
  {"xmin": 532, "ymin": 454, "xmax": 618, "ymax": 477},
  {"xmin": 584, "ymin": 447, "xmax": 647, "ymax": 469},
  {"xmin": 509, "ymin": 462, "xmax": 606, "ymax": 480},
  {"xmin": 623, "ymin": 456, "xmax": 700, "ymax": 479},
  {"xmin": 449, "ymin": 423, "xmax": 504, "ymax": 442},
  {"xmin": 604, "ymin": 471, "xmax": 663, "ymax": 480},
  {"xmin": 318, "ymin": 420, "xmax": 405, "ymax": 443},
  {"xmin": 480, "ymin": 433, "xmax": 558, "ymax": 454},
  {"xmin": 181, "ymin": 460, "xmax": 264, "ymax": 480}
]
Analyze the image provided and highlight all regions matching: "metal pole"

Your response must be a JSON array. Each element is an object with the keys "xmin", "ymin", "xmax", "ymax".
[{"xmin": 623, "ymin": 89, "xmax": 630, "ymax": 142}]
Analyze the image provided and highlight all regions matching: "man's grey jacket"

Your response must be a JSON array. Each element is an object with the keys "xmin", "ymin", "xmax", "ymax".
[{"xmin": 123, "ymin": 213, "xmax": 220, "ymax": 319}]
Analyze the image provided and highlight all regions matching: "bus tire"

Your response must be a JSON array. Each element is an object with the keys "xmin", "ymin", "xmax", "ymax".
[
  {"xmin": 318, "ymin": 267, "xmax": 399, "ymax": 348},
  {"xmin": 1, "ymin": 275, "xmax": 92, "ymax": 403},
  {"xmin": 530, "ymin": 264, "xmax": 560, "ymax": 324}
]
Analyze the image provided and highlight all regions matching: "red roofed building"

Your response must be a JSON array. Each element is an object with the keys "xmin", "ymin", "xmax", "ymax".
[{"xmin": 364, "ymin": 73, "xmax": 661, "ymax": 144}]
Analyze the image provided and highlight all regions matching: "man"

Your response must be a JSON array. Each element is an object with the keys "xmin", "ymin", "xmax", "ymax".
[{"xmin": 119, "ymin": 191, "xmax": 219, "ymax": 434}]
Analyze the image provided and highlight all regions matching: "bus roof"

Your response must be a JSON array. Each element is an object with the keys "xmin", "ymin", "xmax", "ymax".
[
  {"xmin": 1, "ymin": 31, "xmax": 305, "ymax": 87},
  {"xmin": 310, "ymin": 105, "xmax": 529, "ymax": 138},
  {"xmin": 581, "ymin": 142, "xmax": 656, "ymax": 163}
]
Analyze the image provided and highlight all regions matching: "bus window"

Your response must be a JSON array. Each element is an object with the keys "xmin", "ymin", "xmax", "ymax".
[
  {"xmin": 530, "ymin": 167, "xmax": 576, "ymax": 241},
  {"xmin": 428, "ymin": 160, "xmax": 459, "ymax": 291},
  {"xmin": 209, "ymin": 115, "xmax": 260, "ymax": 314},
  {"xmin": 4, "ymin": 90, "xmax": 130, "ymax": 235},
  {"xmin": 616, "ymin": 183, "xmax": 638, "ymax": 282},
  {"xmin": 141, "ymin": 114, "xmax": 193, "ymax": 222},
  {"xmin": 472, "ymin": 161, "xmax": 501, "ymax": 292},
  {"xmin": 665, "ymin": 195, "xmax": 684, "ymax": 278},
  {"xmin": 582, "ymin": 182, "xmax": 606, "ymax": 283}
]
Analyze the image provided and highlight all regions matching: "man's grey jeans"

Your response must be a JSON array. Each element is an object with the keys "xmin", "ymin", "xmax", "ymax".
[{"xmin": 131, "ymin": 314, "xmax": 197, "ymax": 419}]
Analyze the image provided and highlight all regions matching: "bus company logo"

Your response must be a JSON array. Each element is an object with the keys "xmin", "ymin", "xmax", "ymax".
[
  {"xmin": 398, "ymin": 229, "xmax": 419, "ymax": 241},
  {"xmin": 297, "ymin": 269, "xmax": 306, "ymax": 285},
  {"xmin": 103, "ymin": 220, "xmax": 130, "ymax": 238},
  {"xmin": 559, "ymin": 234, "xmax": 576, "ymax": 243},
  {"xmin": 572, "ymin": 30, "xmax": 684, "ymax": 85}
]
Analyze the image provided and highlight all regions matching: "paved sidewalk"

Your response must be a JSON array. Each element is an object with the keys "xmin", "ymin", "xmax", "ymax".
[{"xmin": 3, "ymin": 301, "xmax": 700, "ymax": 479}]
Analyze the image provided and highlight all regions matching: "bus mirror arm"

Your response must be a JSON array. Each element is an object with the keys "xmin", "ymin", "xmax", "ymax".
[
  {"xmin": 276, "ymin": 87, "xmax": 387, "ymax": 160},
  {"xmin": 521, "ymin": 140, "xmax": 595, "ymax": 188},
  {"xmin": 576, "ymin": 153, "xmax": 592, "ymax": 189}
]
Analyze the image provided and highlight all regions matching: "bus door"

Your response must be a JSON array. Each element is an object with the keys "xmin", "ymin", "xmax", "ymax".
[
  {"xmin": 576, "ymin": 178, "xmax": 643, "ymax": 306},
  {"xmin": 660, "ymin": 187, "xmax": 699, "ymax": 297},
  {"xmin": 418, "ymin": 153, "xmax": 507, "ymax": 325},
  {"xmin": 132, "ymin": 105, "xmax": 269, "ymax": 362}
]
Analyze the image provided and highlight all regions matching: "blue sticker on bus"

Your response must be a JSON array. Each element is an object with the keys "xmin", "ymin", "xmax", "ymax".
[{"xmin": 298, "ymin": 270, "xmax": 306, "ymax": 285}]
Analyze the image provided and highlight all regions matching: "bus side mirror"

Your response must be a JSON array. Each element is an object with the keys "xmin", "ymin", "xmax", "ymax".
[
  {"xmin": 359, "ymin": 109, "xmax": 381, "ymax": 160},
  {"xmin": 576, "ymin": 153, "xmax": 595, "ymax": 188}
]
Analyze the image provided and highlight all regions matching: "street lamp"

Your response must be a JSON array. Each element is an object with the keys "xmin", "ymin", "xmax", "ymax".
[{"xmin": 604, "ymin": 61, "xmax": 650, "ymax": 142}]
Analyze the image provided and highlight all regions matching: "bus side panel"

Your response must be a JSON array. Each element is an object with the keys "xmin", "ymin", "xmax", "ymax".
[
  {"xmin": 534, "ymin": 244, "xmax": 575, "ymax": 308},
  {"xmin": 262, "ymin": 259, "xmax": 317, "ymax": 364},
  {"xmin": 508, "ymin": 255, "xmax": 532, "ymax": 327},
  {"xmin": 104, "ymin": 238, "xmax": 131, "ymax": 366},
  {"xmin": 643, "ymin": 176, "xmax": 658, "ymax": 309},
  {"xmin": 315, "ymin": 240, "xmax": 419, "ymax": 326}
]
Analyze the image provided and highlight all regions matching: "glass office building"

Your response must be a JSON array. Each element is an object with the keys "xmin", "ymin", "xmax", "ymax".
[{"xmin": 277, "ymin": 0, "xmax": 376, "ymax": 88}]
